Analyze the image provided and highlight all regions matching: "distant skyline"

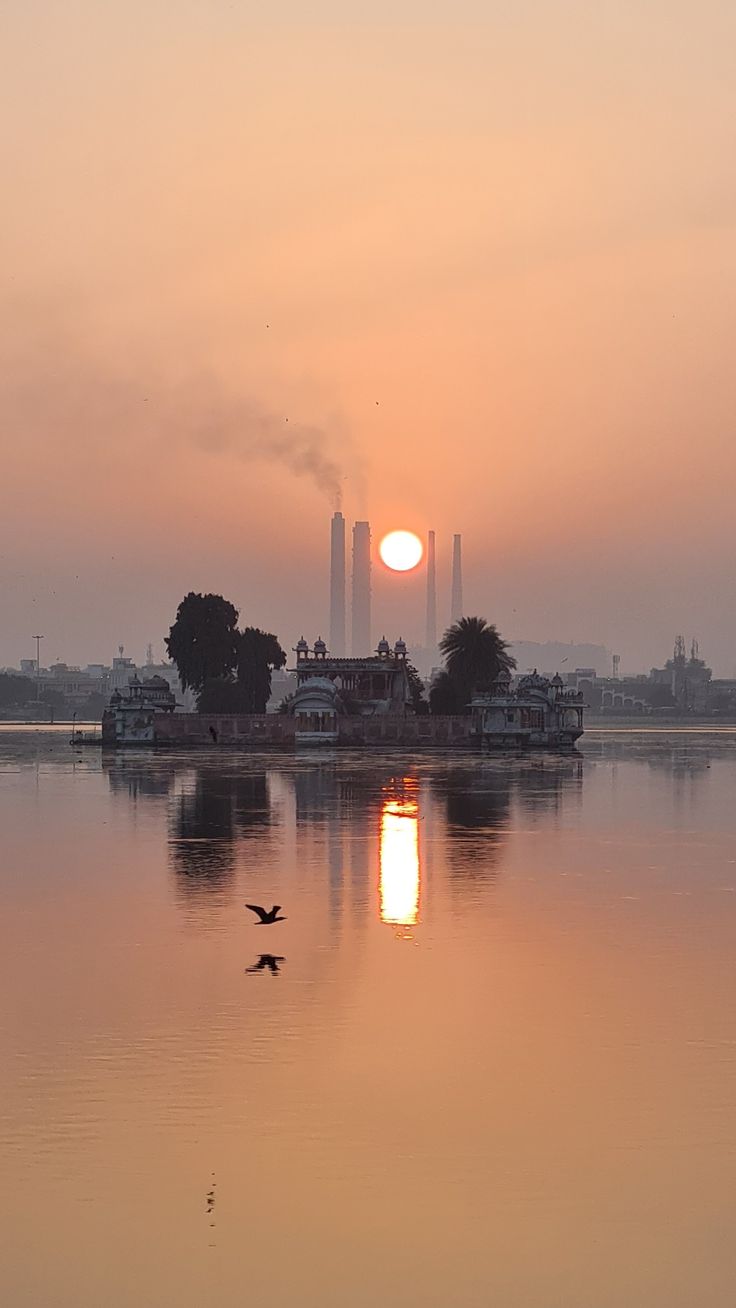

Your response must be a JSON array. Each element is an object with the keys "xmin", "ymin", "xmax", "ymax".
[{"xmin": 2, "ymin": 2, "xmax": 735, "ymax": 673}]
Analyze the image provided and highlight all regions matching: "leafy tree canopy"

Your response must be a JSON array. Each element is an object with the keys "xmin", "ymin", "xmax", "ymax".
[
  {"xmin": 166, "ymin": 592, "xmax": 240, "ymax": 693},
  {"xmin": 0, "ymin": 673, "xmax": 34, "ymax": 709},
  {"xmin": 237, "ymin": 628, "xmax": 287, "ymax": 714},
  {"xmin": 429, "ymin": 669, "xmax": 465, "ymax": 715},
  {"xmin": 197, "ymin": 678, "xmax": 251, "ymax": 715},
  {"xmin": 406, "ymin": 662, "xmax": 428, "ymax": 715}
]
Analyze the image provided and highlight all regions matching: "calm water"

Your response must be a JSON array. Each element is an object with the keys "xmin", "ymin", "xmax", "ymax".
[{"xmin": 2, "ymin": 728, "xmax": 736, "ymax": 1307}]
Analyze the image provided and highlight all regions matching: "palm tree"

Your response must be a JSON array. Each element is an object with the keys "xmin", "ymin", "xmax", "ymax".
[{"xmin": 439, "ymin": 617, "xmax": 515, "ymax": 700}]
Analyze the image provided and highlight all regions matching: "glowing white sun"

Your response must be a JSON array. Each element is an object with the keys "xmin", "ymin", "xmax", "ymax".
[{"xmin": 379, "ymin": 530, "xmax": 423, "ymax": 572}]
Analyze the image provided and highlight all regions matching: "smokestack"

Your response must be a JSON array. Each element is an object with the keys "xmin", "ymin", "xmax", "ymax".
[
  {"xmin": 425, "ymin": 530, "xmax": 437, "ymax": 651},
  {"xmin": 329, "ymin": 511, "xmax": 346, "ymax": 656},
  {"xmin": 451, "ymin": 533, "xmax": 463, "ymax": 623},
  {"xmin": 351, "ymin": 521, "xmax": 371, "ymax": 654}
]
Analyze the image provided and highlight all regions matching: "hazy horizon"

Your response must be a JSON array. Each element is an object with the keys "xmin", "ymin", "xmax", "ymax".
[{"xmin": 2, "ymin": 2, "xmax": 735, "ymax": 674}]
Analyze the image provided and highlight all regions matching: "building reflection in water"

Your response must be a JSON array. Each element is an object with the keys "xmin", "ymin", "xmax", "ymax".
[{"xmin": 379, "ymin": 780, "xmax": 420, "ymax": 928}]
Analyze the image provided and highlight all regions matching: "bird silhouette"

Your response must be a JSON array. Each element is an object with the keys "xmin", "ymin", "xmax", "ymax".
[
  {"xmin": 245, "ymin": 903, "xmax": 286, "ymax": 924},
  {"xmin": 245, "ymin": 954, "xmax": 286, "ymax": 975}
]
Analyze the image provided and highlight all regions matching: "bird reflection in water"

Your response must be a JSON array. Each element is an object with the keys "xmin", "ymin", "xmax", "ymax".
[
  {"xmin": 379, "ymin": 781, "xmax": 420, "ymax": 930},
  {"xmin": 245, "ymin": 954, "xmax": 286, "ymax": 975}
]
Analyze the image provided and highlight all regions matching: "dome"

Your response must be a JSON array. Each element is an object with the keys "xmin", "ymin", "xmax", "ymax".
[
  {"xmin": 551, "ymin": 673, "xmax": 564, "ymax": 687},
  {"xmin": 313, "ymin": 637, "xmax": 327, "ymax": 655},
  {"xmin": 295, "ymin": 636, "xmax": 309, "ymax": 652},
  {"xmin": 376, "ymin": 636, "xmax": 390, "ymax": 655},
  {"xmin": 292, "ymin": 676, "xmax": 340, "ymax": 707},
  {"xmin": 394, "ymin": 637, "xmax": 407, "ymax": 657}
]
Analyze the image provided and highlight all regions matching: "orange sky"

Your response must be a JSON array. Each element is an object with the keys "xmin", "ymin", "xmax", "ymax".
[{"xmin": 1, "ymin": 2, "xmax": 735, "ymax": 671}]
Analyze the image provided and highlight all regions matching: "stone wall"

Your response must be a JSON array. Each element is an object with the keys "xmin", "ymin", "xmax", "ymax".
[
  {"xmin": 103, "ymin": 711, "xmax": 478, "ymax": 749},
  {"xmin": 336, "ymin": 715, "xmax": 475, "ymax": 747},
  {"xmin": 153, "ymin": 713, "xmax": 297, "ymax": 746}
]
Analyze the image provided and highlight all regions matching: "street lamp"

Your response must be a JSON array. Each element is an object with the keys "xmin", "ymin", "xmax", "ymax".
[{"xmin": 32, "ymin": 635, "xmax": 44, "ymax": 702}]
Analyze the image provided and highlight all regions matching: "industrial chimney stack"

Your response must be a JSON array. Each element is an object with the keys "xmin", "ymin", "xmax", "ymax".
[
  {"xmin": 351, "ymin": 521, "xmax": 372, "ymax": 654},
  {"xmin": 329, "ymin": 511, "xmax": 346, "ymax": 656},
  {"xmin": 450, "ymin": 533, "xmax": 463, "ymax": 623},
  {"xmin": 425, "ymin": 529, "xmax": 437, "ymax": 653}
]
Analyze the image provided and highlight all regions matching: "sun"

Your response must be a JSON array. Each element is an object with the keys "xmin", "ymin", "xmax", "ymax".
[{"xmin": 379, "ymin": 530, "xmax": 423, "ymax": 572}]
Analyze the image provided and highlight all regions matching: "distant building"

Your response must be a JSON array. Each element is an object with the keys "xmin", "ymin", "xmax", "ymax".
[
  {"xmin": 650, "ymin": 637, "xmax": 711, "ymax": 713},
  {"xmin": 510, "ymin": 641, "xmax": 611, "ymax": 677},
  {"xmin": 109, "ymin": 654, "xmax": 137, "ymax": 692},
  {"xmin": 37, "ymin": 662, "xmax": 106, "ymax": 708}
]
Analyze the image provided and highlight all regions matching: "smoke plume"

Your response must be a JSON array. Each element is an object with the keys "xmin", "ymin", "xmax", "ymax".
[
  {"xmin": 188, "ymin": 390, "xmax": 346, "ymax": 509},
  {"xmin": 0, "ymin": 312, "xmax": 353, "ymax": 509}
]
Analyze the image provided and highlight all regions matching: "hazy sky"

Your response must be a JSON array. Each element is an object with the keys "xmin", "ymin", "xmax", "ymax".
[{"xmin": 2, "ymin": 1, "xmax": 735, "ymax": 673}]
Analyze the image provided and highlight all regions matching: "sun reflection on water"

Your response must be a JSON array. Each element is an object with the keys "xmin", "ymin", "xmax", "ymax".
[{"xmin": 379, "ymin": 789, "xmax": 420, "ymax": 927}]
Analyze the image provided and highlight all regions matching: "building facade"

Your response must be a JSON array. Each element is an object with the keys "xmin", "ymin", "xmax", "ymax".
[{"xmin": 290, "ymin": 636, "xmax": 412, "ymax": 742}]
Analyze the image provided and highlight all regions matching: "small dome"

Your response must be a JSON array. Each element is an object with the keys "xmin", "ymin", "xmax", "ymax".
[
  {"xmin": 495, "ymin": 668, "xmax": 512, "ymax": 682},
  {"xmin": 377, "ymin": 636, "xmax": 390, "ymax": 655},
  {"xmin": 292, "ymin": 676, "xmax": 339, "ymax": 704},
  {"xmin": 394, "ymin": 637, "xmax": 407, "ymax": 656},
  {"xmin": 314, "ymin": 636, "xmax": 327, "ymax": 655},
  {"xmin": 295, "ymin": 636, "xmax": 309, "ymax": 651},
  {"xmin": 551, "ymin": 673, "xmax": 564, "ymax": 687}
]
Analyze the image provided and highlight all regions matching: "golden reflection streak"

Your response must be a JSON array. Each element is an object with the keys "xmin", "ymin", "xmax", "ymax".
[{"xmin": 379, "ymin": 795, "xmax": 420, "ymax": 926}]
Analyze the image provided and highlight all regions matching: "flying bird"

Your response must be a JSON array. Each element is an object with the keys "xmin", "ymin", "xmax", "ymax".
[
  {"xmin": 245, "ymin": 903, "xmax": 286, "ymax": 924},
  {"xmin": 245, "ymin": 954, "xmax": 286, "ymax": 974}
]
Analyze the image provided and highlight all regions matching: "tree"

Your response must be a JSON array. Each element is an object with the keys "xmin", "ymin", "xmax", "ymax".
[
  {"xmin": 197, "ymin": 678, "xmax": 252, "ymax": 714},
  {"xmin": 429, "ymin": 670, "xmax": 465, "ymax": 715},
  {"xmin": 432, "ymin": 617, "xmax": 516, "ymax": 715},
  {"xmin": 440, "ymin": 617, "xmax": 515, "ymax": 696},
  {"xmin": 79, "ymin": 691, "xmax": 106, "ymax": 719},
  {"xmin": 165, "ymin": 593, "xmax": 239, "ymax": 693},
  {"xmin": 236, "ymin": 627, "xmax": 287, "ymax": 714},
  {"xmin": 0, "ymin": 673, "xmax": 34, "ymax": 709},
  {"xmin": 406, "ymin": 662, "xmax": 428, "ymax": 714},
  {"xmin": 40, "ymin": 689, "xmax": 66, "ymax": 718}
]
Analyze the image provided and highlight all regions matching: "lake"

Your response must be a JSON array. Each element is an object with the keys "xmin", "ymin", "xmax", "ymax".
[{"xmin": 2, "ymin": 728, "xmax": 736, "ymax": 1306}]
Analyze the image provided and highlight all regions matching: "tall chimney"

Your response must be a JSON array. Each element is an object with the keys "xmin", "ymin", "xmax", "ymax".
[
  {"xmin": 425, "ymin": 529, "xmax": 437, "ymax": 651},
  {"xmin": 351, "ymin": 521, "xmax": 371, "ymax": 654},
  {"xmin": 451, "ymin": 533, "xmax": 463, "ymax": 623},
  {"xmin": 329, "ymin": 511, "xmax": 346, "ymax": 655}
]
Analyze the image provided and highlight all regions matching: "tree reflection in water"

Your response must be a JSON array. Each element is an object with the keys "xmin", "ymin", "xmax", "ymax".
[
  {"xmin": 169, "ymin": 768, "xmax": 274, "ymax": 898},
  {"xmin": 431, "ymin": 755, "xmax": 584, "ymax": 883},
  {"xmin": 103, "ymin": 754, "xmax": 179, "ymax": 803}
]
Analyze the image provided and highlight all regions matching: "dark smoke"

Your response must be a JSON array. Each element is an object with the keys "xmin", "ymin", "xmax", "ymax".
[
  {"xmin": 0, "ymin": 310, "xmax": 352, "ymax": 508},
  {"xmin": 189, "ymin": 392, "xmax": 345, "ymax": 509}
]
